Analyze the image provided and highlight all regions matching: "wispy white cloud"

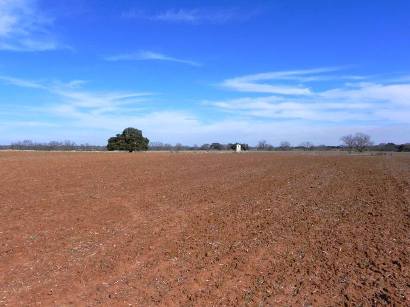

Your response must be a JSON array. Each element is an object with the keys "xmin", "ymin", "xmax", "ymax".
[
  {"xmin": 220, "ymin": 67, "xmax": 347, "ymax": 95},
  {"xmin": 0, "ymin": 0, "xmax": 62, "ymax": 51},
  {"xmin": 320, "ymin": 82, "xmax": 410, "ymax": 106},
  {"xmin": 1, "ymin": 71, "xmax": 410, "ymax": 145},
  {"xmin": 0, "ymin": 120, "xmax": 58, "ymax": 128},
  {"xmin": 0, "ymin": 75, "xmax": 47, "ymax": 89},
  {"xmin": 205, "ymin": 96, "xmax": 375, "ymax": 121},
  {"xmin": 0, "ymin": 75, "xmax": 153, "ymax": 116},
  {"xmin": 123, "ymin": 8, "xmax": 257, "ymax": 24},
  {"xmin": 104, "ymin": 50, "xmax": 201, "ymax": 67},
  {"xmin": 212, "ymin": 68, "xmax": 410, "ymax": 123},
  {"xmin": 0, "ymin": 75, "xmax": 204, "ymax": 143}
]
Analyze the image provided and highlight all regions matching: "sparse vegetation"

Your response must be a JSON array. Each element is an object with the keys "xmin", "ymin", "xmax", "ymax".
[
  {"xmin": 280, "ymin": 141, "xmax": 291, "ymax": 151},
  {"xmin": 299, "ymin": 141, "xmax": 314, "ymax": 151},
  {"xmin": 257, "ymin": 140, "xmax": 273, "ymax": 151},
  {"xmin": 0, "ymin": 140, "xmax": 105, "ymax": 151},
  {"xmin": 341, "ymin": 133, "xmax": 373, "ymax": 152},
  {"xmin": 210, "ymin": 143, "xmax": 223, "ymax": 150},
  {"xmin": 1, "ymin": 133, "xmax": 409, "ymax": 153}
]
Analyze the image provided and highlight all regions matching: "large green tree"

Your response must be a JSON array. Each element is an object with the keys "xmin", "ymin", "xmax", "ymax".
[{"xmin": 107, "ymin": 128, "xmax": 149, "ymax": 152}]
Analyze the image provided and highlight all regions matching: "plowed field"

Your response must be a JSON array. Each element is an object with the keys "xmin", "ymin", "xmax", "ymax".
[{"xmin": 0, "ymin": 151, "xmax": 409, "ymax": 305}]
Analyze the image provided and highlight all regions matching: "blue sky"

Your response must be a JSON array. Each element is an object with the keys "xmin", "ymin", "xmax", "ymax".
[{"xmin": 1, "ymin": 0, "xmax": 410, "ymax": 145}]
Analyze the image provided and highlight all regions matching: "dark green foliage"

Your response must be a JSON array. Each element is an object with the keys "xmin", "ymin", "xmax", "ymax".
[
  {"xmin": 228, "ymin": 143, "xmax": 249, "ymax": 151},
  {"xmin": 210, "ymin": 142, "xmax": 223, "ymax": 150},
  {"xmin": 107, "ymin": 128, "xmax": 149, "ymax": 152},
  {"xmin": 241, "ymin": 143, "xmax": 249, "ymax": 151},
  {"xmin": 200, "ymin": 144, "xmax": 210, "ymax": 150},
  {"xmin": 398, "ymin": 143, "xmax": 410, "ymax": 152}
]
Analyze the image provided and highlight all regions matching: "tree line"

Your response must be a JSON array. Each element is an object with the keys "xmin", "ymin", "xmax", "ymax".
[
  {"xmin": 1, "ymin": 128, "xmax": 409, "ymax": 152},
  {"xmin": 0, "ymin": 140, "xmax": 106, "ymax": 151},
  {"xmin": 149, "ymin": 142, "xmax": 409, "ymax": 152}
]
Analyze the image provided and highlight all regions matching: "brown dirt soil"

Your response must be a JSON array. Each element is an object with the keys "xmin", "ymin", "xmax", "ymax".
[{"xmin": 0, "ymin": 151, "xmax": 409, "ymax": 306}]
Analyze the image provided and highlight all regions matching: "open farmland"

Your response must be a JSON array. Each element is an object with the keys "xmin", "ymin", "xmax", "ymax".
[{"xmin": 0, "ymin": 151, "xmax": 409, "ymax": 305}]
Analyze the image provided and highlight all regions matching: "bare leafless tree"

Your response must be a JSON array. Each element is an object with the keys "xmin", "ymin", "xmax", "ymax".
[
  {"xmin": 300, "ymin": 141, "xmax": 314, "ymax": 151},
  {"xmin": 341, "ymin": 133, "xmax": 373, "ymax": 152},
  {"xmin": 354, "ymin": 133, "xmax": 373, "ymax": 152},
  {"xmin": 257, "ymin": 140, "xmax": 267, "ymax": 151},
  {"xmin": 341, "ymin": 134, "xmax": 355, "ymax": 152},
  {"xmin": 174, "ymin": 143, "xmax": 183, "ymax": 151},
  {"xmin": 280, "ymin": 141, "xmax": 291, "ymax": 151}
]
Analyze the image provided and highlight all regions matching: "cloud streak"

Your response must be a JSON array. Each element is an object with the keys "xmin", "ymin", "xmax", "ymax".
[
  {"xmin": 123, "ymin": 8, "xmax": 257, "ymax": 24},
  {"xmin": 0, "ymin": 0, "xmax": 62, "ymax": 51},
  {"xmin": 104, "ymin": 51, "xmax": 201, "ymax": 67},
  {"xmin": 1, "ymin": 70, "xmax": 410, "ymax": 145},
  {"xmin": 212, "ymin": 68, "xmax": 410, "ymax": 123},
  {"xmin": 220, "ymin": 67, "xmax": 347, "ymax": 95},
  {"xmin": 0, "ymin": 75, "xmax": 207, "ymax": 144},
  {"xmin": 0, "ymin": 75, "xmax": 153, "ymax": 116}
]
